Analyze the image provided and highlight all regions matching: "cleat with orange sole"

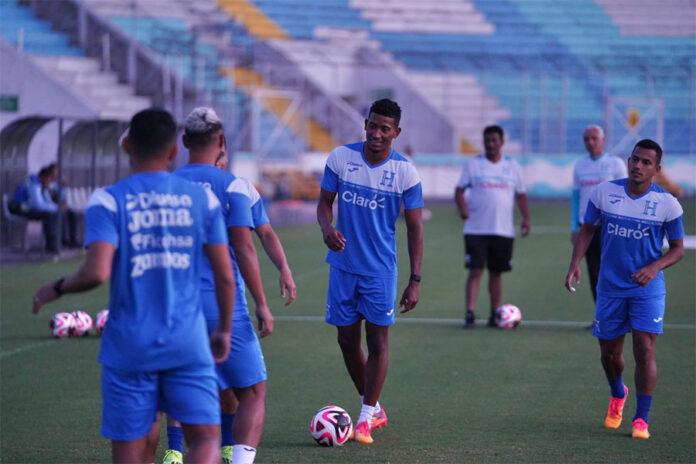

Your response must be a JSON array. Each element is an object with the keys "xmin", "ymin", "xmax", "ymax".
[
  {"xmin": 371, "ymin": 407, "xmax": 388, "ymax": 430},
  {"xmin": 631, "ymin": 419, "xmax": 650, "ymax": 440},
  {"xmin": 604, "ymin": 385, "xmax": 629, "ymax": 429},
  {"xmin": 352, "ymin": 420, "xmax": 373, "ymax": 445}
]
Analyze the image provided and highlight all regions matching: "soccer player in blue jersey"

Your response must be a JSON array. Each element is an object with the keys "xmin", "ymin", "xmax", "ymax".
[
  {"xmin": 317, "ymin": 99, "xmax": 424, "ymax": 445},
  {"xmin": 165, "ymin": 107, "xmax": 275, "ymax": 464},
  {"xmin": 215, "ymin": 151, "xmax": 297, "ymax": 305},
  {"xmin": 31, "ymin": 108, "xmax": 235, "ymax": 463},
  {"xmin": 571, "ymin": 125, "xmax": 627, "ymax": 327},
  {"xmin": 565, "ymin": 139, "xmax": 685, "ymax": 440}
]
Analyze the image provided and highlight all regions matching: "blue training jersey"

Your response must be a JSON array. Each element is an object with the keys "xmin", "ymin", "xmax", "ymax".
[
  {"xmin": 84, "ymin": 172, "xmax": 228, "ymax": 371},
  {"xmin": 584, "ymin": 179, "xmax": 684, "ymax": 297},
  {"xmin": 321, "ymin": 142, "xmax": 424, "ymax": 277},
  {"xmin": 175, "ymin": 164, "xmax": 254, "ymax": 321}
]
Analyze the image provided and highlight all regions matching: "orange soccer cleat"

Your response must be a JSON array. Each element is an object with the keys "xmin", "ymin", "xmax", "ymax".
[
  {"xmin": 604, "ymin": 385, "xmax": 629, "ymax": 429},
  {"xmin": 631, "ymin": 418, "xmax": 650, "ymax": 440},
  {"xmin": 371, "ymin": 406, "xmax": 388, "ymax": 430},
  {"xmin": 352, "ymin": 420, "xmax": 374, "ymax": 445}
]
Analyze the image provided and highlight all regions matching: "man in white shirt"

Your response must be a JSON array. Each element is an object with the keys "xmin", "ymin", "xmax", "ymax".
[
  {"xmin": 571, "ymin": 125, "xmax": 627, "ymax": 307},
  {"xmin": 454, "ymin": 126, "xmax": 530, "ymax": 328}
]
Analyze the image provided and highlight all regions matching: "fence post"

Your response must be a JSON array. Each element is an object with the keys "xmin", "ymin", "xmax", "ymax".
[
  {"xmin": 127, "ymin": 42, "xmax": 136, "ymax": 86},
  {"xmin": 17, "ymin": 28, "xmax": 24, "ymax": 53},
  {"xmin": 78, "ymin": 2, "xmax": 87, "ymax": 48},
  {"xmin": 102, "ymin": 33, "xmax": 111, "ymax": 73}
]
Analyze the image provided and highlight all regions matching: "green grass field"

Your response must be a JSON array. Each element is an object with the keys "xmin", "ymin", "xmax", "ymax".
[{"xmin": 1, "ymin": 200, "xmax": 694, "ymax": 463}]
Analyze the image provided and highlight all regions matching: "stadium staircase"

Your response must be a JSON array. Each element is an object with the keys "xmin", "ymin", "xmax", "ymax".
[
  {"xmin": 83, "ymin": 0, "xmax": 356, "ymax": 157},
  {"xmin": 217, "ymin": 0, "xmax": 287, "ymax": 40},
  {"xmin": 214, "ymin": 0, "xmax": 460, "ymax": 153},
  {"xmin": 1, "ymin": 0, "xmax": 150, "ymax": 121},
  {"xmin": 224, "ymin": 67, "xmax": 338, "ymax": 152},
  {"xmin": 238, "ymin": 0, "xmax": 523, "ymax": 153}
]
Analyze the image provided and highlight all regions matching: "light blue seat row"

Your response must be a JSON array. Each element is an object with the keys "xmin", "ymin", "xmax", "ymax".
[{"xmin": 0, "ymin": 0, "xmax": 83, "ymax": 56}]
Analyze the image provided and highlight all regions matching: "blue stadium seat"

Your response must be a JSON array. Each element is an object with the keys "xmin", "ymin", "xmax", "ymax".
[{"xmin": 0, "ymin": 0, "xmax": 83, "ymax": 56}]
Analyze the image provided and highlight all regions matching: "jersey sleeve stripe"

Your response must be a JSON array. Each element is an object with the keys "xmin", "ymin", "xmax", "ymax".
[
  {"xmin": 226, "ymin": 178, "xmax": 249, "ymax": 196},
  {"xmin": 87, "ymin": 188, "xmax": 117, "ymax": 212},
  {"xmin": 205, "ymin": 188, "xmax": 221, "ymax": 210}
]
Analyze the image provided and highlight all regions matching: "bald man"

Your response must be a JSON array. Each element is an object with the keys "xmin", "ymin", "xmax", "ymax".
[{"xmin": 571, "ymin": 125, "xmax": 627, "ymax": 308}]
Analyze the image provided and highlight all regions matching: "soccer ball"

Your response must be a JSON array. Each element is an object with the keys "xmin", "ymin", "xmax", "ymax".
[
  {"xmin": 50, "ymin": 312, "xmax": 75, "ymax": 338},
  {"xmin": 95, "ymin": 309, "xmax": 109, "ymax": 335},
  {"xmin": 310, "ymin": 405, "xmax": 353, "ymax": 447},
  {"xmin": 71, "ymin": 310, "xmax": 93, "ymax": 336},
  {"xmin": 495, "ymin": 304, "xmax": 522, "ymax": 329}
]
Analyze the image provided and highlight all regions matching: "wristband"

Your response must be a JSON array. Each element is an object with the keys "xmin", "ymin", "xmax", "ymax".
[
  {"xmin": 409, "ymin": 274, "xmax": 421, "ymax": 283},
  {"xmin": 53, "ymin": 277, "xmax": 66, "ymax": 296}
]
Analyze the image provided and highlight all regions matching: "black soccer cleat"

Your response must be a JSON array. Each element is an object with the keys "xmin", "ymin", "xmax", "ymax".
[
  {"xmin": 464, "ymin": 310, "xmax": 475, "ymax": 329},
  {"xmin": 487, "ymin": 315, "xmax": 497, "ymax": 328}
]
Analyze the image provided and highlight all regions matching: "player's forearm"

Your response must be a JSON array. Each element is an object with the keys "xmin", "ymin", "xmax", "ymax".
[
  {"xmin": 59, "ymin": 267, "xmax": 106, "ymax": 294},
  {"xmin": 205, "ymin": 244, "xmax": 235, "ymax": 333},
  {"xmin": 232, "ymin": 233, "xmax": 268, "ymax": 306},
  {"xmin": 317, "ymin": 200, "xmax": 334, "ymax": 234},
  {"xmin": 454, "ymin": 188, "xmax": 467, "ymax": 215},
  {"xmin": 651, "ymin": 241, "xmax": 685, "ymax": 272},
  {"xmin": 258, "ymin": 225, "xmax": 290, "ymax": 273},
  {"xmin": 569, "ymin": 224, "xmax": 595, "ymax": 269},
  {"xmin": 58, "ymin": 243, "xmax": 114, "ymax": 293},
  {"xmin": 213, "ymin": 276, "xmax": 234, "ymax": 333},
  {"xmin": 570, "ymin": 189, "xmax": 580, "ymax": 231},
  {"xmin": 516, "ymin": 193, "xmax": 530, "ymax": 223},
  {"xmin": 405, "ymin": 211, "xmax": 424, "ymax": 276}
]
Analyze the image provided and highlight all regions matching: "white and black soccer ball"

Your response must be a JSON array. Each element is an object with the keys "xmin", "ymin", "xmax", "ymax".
[
  {"xmin": 495, "ymin": 304, "xmax": 522, "ymax": 329},
  {"xmin": 310, "ymin": 405, "xmax": 353, "ymax": 447},
  {"xmin": 71, "ymin": 310, "xmax": 93, "ymax": 336},
  {"xmin": 95, "ymin": 309, "xmax": 109, "ymax": 335},
  {"xmin": 50, "ymin": 312, "xmax": 75, "ymax": 338}
]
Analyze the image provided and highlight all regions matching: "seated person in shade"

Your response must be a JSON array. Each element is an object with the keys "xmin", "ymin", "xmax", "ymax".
[
  {"xmin": 44, "ymin": 163, "xmax": 80, "ymax": 248},
  {"xmin": 12, "ymin": 164, "xmax": 61, "ymax": 253}
]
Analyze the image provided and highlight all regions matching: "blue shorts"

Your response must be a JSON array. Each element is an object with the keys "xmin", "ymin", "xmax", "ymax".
[
  {"xmin": 326, "ymin": 267, "xmax": 397, "ymax": 327},
  {"xmin": 202, "ymin": 292, "xmax": 267, "ymax": 390},
  {"xmin": 101, "ymin": 362, "xmax": 219, "ymax": 441},
  {"xmin": 592, "ymin": 294, "xmax": 665, "ymax": 340}
]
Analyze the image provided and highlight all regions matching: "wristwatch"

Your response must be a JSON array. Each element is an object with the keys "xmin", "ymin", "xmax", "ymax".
[{"xmin": 409, "ymin": 274, "xmax": 421, "ymax": 283}]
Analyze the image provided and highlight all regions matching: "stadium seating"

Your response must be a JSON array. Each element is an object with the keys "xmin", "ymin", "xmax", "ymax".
[
  {"xmin": 0, "ymin": 0, "xmax": 81, "ymax": 56},
  {"xmin": 242, "ymin": 0, "xmax": 693, "ymax": 154},
  {"xmin": 88, "ymin": 0, "xmax": 329, "ymax": 157},
  {"xmin": 70, "ymin": 0, "xmax": 694, "ymax": 154},
  {"xmin": 596, "ymin": 0, "xmax": 695, "ymax": 36},
  {"xmin": 1, "ymin": 0, "xmax": 150, "ymax": 120}
]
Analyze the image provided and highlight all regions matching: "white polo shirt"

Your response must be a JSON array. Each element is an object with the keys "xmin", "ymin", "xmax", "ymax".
[{"xmin": 456, "ymin": 154, "xmax": 526, "ymax": 238}]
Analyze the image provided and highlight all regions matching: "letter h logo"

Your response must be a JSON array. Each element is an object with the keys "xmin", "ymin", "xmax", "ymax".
[
  {"xmin": 380, "ymin": 170, "xmax": 396, "ymax": 188},
  {"xmin": 643, "ymin": 200, "xmax": 658, "ymax": 217}
]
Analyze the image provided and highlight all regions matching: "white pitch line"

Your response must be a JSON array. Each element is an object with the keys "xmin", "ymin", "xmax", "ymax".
[
  {"xmin": 274, "ymin": 315, "xmax": 695, "ymax": 331},
  {"xmin": 2, "ymin": 316, "xmax": 692, "ymax": 359},
  {"xmin": 0, "ymin": 340, "xmax": 56, "ymax": 359}
]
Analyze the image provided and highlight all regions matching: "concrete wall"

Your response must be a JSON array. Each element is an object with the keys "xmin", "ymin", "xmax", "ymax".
[
  {"xmin": 234, "ymin": 152, "xmax": 696, "ymax": 199},
  {"xmin": 0, "ymin": 40, "xmax": 96, "ymax": 130}
]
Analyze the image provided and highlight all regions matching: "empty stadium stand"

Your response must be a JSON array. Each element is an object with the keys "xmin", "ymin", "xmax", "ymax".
[
  {"xmin": 1, "ymin": 0, "xmax": 150, "ymax": 121},
  {"xmin": 243, "ymin": 0, "xmax": 694, "ymax": 154}
]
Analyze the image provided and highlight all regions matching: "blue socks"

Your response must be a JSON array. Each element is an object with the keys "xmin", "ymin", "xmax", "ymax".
[
  {"xmin": 221, "ymin": 413, "xmax": 236, "ymax": 447},
  {"xmin": 608, "ymin": 376, "xmax": 626, "ymax": 398},
  {"xmin": 167, "ymin": 425, "xmax": 184, "ymax": 453},
  {"xmin": 633, "ymin": 394, "xmax": 652, "ymax": 422}
]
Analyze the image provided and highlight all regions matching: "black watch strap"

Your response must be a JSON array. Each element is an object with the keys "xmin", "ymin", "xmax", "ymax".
[
  {"xmin": 53, "ymin": 277, "xmax": 66, "ymax": 296},
  {"xmin": 410, "ymin": 274, "xmax": 421, "ymax": 283}
]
